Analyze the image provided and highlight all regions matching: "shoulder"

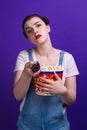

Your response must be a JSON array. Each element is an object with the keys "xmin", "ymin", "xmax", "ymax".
[
  {"xmin": 59, "ymin": 50, "xmax": 76, "ymax": 65},
  {"xmin": 17, "ymin": 49, "xmax": 32, "ymax": 59},
  {"xmin": 64, "ymin": 51, "xmax": 73, "ymax": 59},
  {"xmin": 16, "ymin": 50, "xmax": 29, "ymax": 64},
  {"xmin": 60, "ymin": 50, "xmax": 79, "ymax": 76},
  {"xmin": 59, "ymin": 50, "xmax": 74, "ymax": 60},
  {"xmin": 14, "ymin": 50, "xmax": 29, "ymax": 72},
  {"xmin": 17, "ymin": 49, "xmax": 35, "ymax": 61},
  {"xmin": 18, "ymin": 50, "xmax": 28, "ymax": 57}
]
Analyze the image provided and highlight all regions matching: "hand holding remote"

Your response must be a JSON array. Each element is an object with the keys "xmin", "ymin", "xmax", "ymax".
[{"xmin": 31, "ymin": 62, "xmax": 40, "ymax": 73}]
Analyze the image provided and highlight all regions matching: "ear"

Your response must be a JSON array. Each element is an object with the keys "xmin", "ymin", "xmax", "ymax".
[{"xmin": 47, "ymin": 25, "xmax": 51, "ymax": 33}]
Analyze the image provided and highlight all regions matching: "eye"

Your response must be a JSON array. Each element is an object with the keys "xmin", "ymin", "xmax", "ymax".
[
  {"xmin": 27, "ymin": 29, "xmax": 33, "ymax": 34},
  {"xmin": 36, "ymin": 24, "xmax": 41, "ymax": 27}
]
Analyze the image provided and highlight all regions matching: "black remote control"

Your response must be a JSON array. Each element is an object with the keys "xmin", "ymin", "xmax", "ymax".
[{"xmin": 31, "ymin": 62, "xmax": 40, "ymax": 73}]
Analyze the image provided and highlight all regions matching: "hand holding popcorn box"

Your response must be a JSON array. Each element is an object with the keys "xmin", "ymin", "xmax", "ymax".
[{"xmin": 34, "ymin": 66, "xmax": 63, "ymax": 96}]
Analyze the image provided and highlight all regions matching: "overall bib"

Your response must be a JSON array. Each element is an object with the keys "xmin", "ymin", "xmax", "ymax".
[{"xmin": 17, "ymin": 50, "xmax": 70, "ymax": 130}]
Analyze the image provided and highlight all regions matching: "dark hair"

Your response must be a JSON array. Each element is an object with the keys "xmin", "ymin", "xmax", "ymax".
[{"xmin": 22, "ymin": 14, "xmax": 50, "ymax": 38}]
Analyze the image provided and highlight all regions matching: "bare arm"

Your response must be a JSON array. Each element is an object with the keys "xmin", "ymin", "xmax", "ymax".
[
  {"xmin": 60, "ymin": 76, "xmax": 76, "ymax": 105},
  {"xmin": 13, "ymin": 61, "xmax": 40, "ymax": 101},
  {"xmin": 13, "ymin": 70, "xmax": 32, "ymax": 101}
]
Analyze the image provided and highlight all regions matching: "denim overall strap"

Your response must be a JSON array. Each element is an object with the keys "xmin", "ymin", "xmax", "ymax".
[
  {"xmin": 58, "ymin": 51, "xmax": 65, "ymax": 67},
  {"xmin": 27, "ymin": 49, "xmax": 33, "ymax": 61}
]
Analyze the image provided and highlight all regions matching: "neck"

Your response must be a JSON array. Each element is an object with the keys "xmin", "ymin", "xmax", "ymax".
[
  {"xmin": 35, "ymin": 42, "xmax": 54, "ymax": 56},
  {"xmin": 35, "ymin": 35, "xmax": 55, "ymax": 56}
]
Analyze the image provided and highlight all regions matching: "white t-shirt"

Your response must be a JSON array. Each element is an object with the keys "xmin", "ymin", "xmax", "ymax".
[
  {"xmin": 14, "ymin": 49, "xmax": 79, "ymax": 83},
  {"xmin": 14, "ymin": 49, "xmax": 79, "ymax": 111}
]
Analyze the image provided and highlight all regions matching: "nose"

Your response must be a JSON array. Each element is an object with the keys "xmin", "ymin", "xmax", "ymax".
[{"xmin": 33, "ymin": 27, "xmax": 38, "ymax": 34}]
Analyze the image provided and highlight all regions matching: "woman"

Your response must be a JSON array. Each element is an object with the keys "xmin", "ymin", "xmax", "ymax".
[{"xmin": 13, "ymin": 14, "xmax": 79, "ymax": 130}]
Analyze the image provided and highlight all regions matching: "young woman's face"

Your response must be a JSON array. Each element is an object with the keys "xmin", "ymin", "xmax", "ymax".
[{"xmin": 24, "ymin": 17, "xmax": 50, "ymax": 45}]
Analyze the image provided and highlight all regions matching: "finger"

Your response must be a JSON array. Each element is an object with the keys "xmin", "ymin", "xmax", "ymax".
[
  {"xmin": 54, "ymin": 72, "xmax": 61, "ymax": 80},
  {"xmin": 36, "ymin": 80, "xmax": 52, "ymax": 90},
  {"xmin": 25, "ymin": 62, "xmax": 34, "ymax": 69},
  {"xmin": 39, "ymin": 86, "xmax": 51, "ymax": 94},
  {"xmin": 36, "ymin": 81, "xmax": 49, "ymax": 88},
  {"xmin": 39, "ymin": 77, "xmax": 53, "ymax": 84}
]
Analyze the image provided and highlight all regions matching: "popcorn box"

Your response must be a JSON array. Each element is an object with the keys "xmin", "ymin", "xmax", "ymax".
[{"xmin": 34, "ymin": 69, "xmax": 63, "ymax": 96}]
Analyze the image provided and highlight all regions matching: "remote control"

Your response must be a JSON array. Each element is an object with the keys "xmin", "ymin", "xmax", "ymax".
[{"xmin": 31, "ymin": 62, "xmax": 40, "ymax": 73}]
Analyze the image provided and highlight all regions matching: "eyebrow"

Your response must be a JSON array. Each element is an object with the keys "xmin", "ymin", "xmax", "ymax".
[
  {"xmin": 33, "ymin": 21, "xmax": 40, "ymax": 25},
  {"xmin": 25, "ymin": 21, "xmax": 41, "ymax": 31}
]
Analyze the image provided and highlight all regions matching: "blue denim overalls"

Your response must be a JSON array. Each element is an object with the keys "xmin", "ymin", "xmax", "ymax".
[{"xmin": 17, "ymin": 50, "xmax": 70, "ymax": 130}]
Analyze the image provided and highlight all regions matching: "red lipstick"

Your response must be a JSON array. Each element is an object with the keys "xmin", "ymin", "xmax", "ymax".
[{"xmin": 36, "ymin": 34, "xmax": 42, "ymax": 39}]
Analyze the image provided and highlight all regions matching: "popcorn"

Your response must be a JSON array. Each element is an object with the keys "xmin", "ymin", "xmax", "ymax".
[{"xmin": 41, "ymin": 65, "xmax": 63, "ymax": 71}]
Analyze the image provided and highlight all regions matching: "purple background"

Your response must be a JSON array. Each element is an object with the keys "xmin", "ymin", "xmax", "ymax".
[{"xmin": 0, "ymin": 0, "xmax": 87, "ymax": 130}]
